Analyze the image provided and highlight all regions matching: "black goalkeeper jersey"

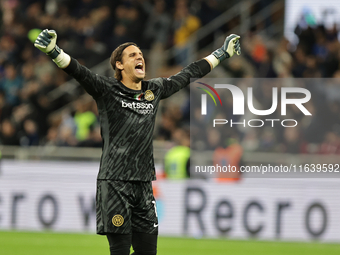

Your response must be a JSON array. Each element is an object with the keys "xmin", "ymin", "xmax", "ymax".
[{"xmin": 63, "ymin": 57, "xmax": 210, "ymax": 181}]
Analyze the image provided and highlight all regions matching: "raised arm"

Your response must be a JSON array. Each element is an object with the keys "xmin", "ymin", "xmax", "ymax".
[
  {"xmin": 159, "ymin": 34, "xmax": 241, "ymax": 99},
  {"xmin": 34, "ymin": 29, "xmax": 110, "ymax": 99}
]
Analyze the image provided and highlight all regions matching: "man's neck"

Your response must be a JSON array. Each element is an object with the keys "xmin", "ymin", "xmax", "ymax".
[{"xmin": 121, "ymin": 78, "xmax": 142, "ymax": 90}]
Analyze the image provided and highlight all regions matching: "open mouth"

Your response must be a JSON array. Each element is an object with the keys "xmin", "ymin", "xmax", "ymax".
[{"xmin": 135, "ymin": 62, "xmax": 144, "ymax": 74}]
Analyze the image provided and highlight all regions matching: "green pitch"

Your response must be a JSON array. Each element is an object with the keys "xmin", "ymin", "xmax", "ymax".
[{"xmin": 1, "ymin": 231, "xmax": 340, "ymax": 255}]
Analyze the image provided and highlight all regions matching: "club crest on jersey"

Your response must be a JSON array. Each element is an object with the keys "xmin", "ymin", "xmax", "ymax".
[
  {"xmin": 112, "ymin": 214, "xmax": 124, "ymax": 227},
  {"xmin": 145, "ymin": 90, "xmax": 154, "ymax": 101}
]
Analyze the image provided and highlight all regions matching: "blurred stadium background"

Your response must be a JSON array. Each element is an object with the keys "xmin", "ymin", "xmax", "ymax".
[{"xmin": 1, "ymin": 0, "xmax": 340, "ymax": 254}]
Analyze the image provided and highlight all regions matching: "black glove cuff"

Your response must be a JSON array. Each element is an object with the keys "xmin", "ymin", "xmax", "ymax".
[
  {"xmin": 212, "ymin": 48, "xmax": 230, "ymax": 62},
  {"xmin": 47, "ymin": 45, "xmax": 61, "ymax": 59}
]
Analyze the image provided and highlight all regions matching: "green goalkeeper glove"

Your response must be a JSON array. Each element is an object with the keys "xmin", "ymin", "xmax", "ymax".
[
  {"xmin": 205, "ymin": 34, "xmax": 241, "ymax": 69},
  {"xmin": 34, "ymin": 29, "xmax": 70, "ymax": 68},
  {"xmin": 34, "ymin": 29, "xmax": 60, "ymax": 58},
  {"xmin": 213, "ymin": 34, "xmax": 241, "ymax": 61}
]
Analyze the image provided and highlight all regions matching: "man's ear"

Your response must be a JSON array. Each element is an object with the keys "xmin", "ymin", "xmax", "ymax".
[{"xmin": 116, "ymin": 61, "xmax": 123, "ymax": 71}]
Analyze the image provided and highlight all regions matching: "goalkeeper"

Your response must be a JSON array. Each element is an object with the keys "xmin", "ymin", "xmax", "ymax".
[{"xmin": 34, "ymin": 29, "xmax": 240, "ymax": 255}]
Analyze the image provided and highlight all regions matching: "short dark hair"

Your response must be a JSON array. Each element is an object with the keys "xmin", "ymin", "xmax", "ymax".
[{"xmin": 110, "ymin": 42, "xmax": 138, "ymax": 81}]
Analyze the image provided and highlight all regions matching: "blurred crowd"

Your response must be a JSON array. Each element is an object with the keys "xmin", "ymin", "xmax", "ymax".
[
  {"xmin": 1, "ymin": 0, "xmax": 340, "ymax": 156},
  {"xmin": 0, "ymin": 0, "xmax": 228, "ymax": 147}
]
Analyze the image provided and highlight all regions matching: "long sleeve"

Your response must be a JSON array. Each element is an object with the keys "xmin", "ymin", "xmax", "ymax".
[
  {"xmin": 158, "ymin": 59, "xmax": 211, "ymax": 99},
  {"xmin": 62, "ymin": 58, "xmax": 113, "ymax": 99}
]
